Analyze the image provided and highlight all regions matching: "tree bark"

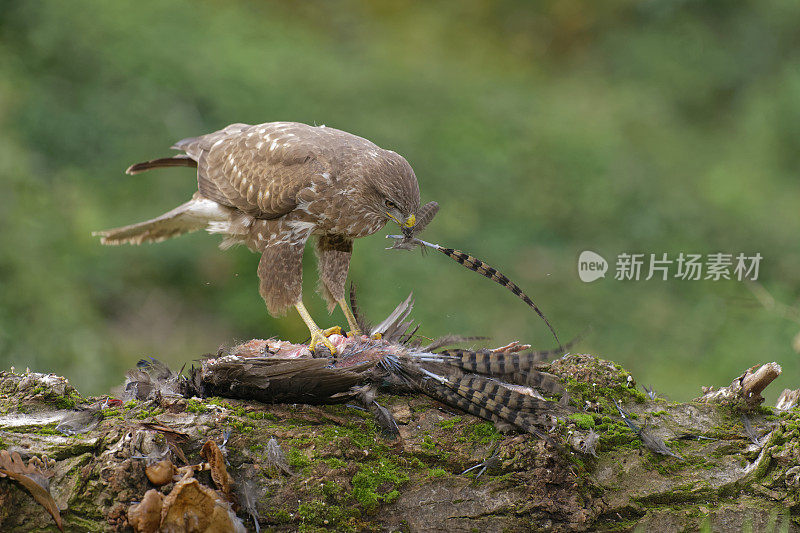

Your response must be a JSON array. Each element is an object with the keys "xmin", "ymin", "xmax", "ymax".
[{"xmin": 0, "ymin": 352, "xmax": 797, "ymax": 532}]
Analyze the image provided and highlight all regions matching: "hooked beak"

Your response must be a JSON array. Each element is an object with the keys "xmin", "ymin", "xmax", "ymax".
[{"xmin": 387, "ymin": 213, "xmax": 416, "ymax": 229}]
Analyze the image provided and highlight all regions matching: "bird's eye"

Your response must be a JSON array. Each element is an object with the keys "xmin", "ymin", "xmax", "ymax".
[{"xmin": 384, "ymin": 199, "xmax": 397, "ymax": 210}]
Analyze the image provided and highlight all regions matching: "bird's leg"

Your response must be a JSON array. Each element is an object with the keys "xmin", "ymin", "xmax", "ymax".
[
  {"xmin": 336, "ymin": 297, "xmax": 362, "ymax": 337},
  {"xmin": 316, "ymin": 235, "xmax": 359, "ymax": 336},
  {"xmin": 294, "ymin": 300, "xmax": 338, "ymax": 355}
]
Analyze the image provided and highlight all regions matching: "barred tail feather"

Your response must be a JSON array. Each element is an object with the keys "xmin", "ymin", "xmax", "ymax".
[
  {"xmin": 438, "ymin": 247, "xmax": 561, "ymax": 348},
  {"xmin": 508, "ymin": 370, "xmax": 563, "ymax": 393},
  {"xmin": 420, "ymin": 377, "xmax": 555, "ymax": 442},
  {"xmin": 451, "ymin": 375, "xmax": 560, "ymax": 413},
  {"xmin": 438, "ymin": 348, "xmax": 556, "ymax": 375}
]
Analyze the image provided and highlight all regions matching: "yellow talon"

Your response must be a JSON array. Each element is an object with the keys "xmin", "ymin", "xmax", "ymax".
[
  {"xmin": 309, "ymin": 329, "xmax": 338, "ymax": 355},
  {"xmin": 322, "ymin": 326, "xmax": 342, "ymax": 337},
  {"xmin": 294, "ymin": 300, "xmax": 341, "ymax": 355}
]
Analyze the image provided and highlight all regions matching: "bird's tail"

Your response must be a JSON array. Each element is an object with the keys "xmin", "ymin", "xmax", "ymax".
[
  {"xmin": 125, "ymin": 155, "xmax": 197, "ymax": 175},
  {"xmin": 93, "ymin": 195, "xmax": 231, "ymax": 245}
]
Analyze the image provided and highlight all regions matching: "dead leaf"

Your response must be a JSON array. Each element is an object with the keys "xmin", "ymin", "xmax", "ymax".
[
  {"xmin": 128, "ymin": 489, "xmax": 163, "ymax": 533},
  {"xmin": 200, "ymin": 440, "xmax": 235, "ymax": 503},
  {"xmin": 140, "ymin": 422, "xmax": 189, "ymax": 464},
  {"xmin": 139, "ymin": 422, "xmax": 189, "ymax": 439},
  {"xmin": 161, "ymin": 476, "xmax": 241, "ymax": 532},
  {"xmin": 145, "ymin": 459, "xmax": 176, "ymax": 486},
  {"xmin": 0, "ymin": 450, "xmax": 63, "ymax": 531}
]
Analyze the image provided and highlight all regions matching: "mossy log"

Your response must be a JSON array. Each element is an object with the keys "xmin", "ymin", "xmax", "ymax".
[{"xmin": 0, "ymin": 353, "xmax": 798, "ymax": 532}]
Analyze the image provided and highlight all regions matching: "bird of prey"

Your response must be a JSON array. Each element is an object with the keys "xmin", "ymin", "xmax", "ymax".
[{"xmin": 94, "ymin": 122, "xmax": 421, "ymax": 354}]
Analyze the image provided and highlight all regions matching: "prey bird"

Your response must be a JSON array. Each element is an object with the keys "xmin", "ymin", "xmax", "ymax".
[
  {"xmin": 94, "ymin": 122, "xmax": 425, "ymax": 354},
  {"xmin": 179, "ymin": 295, "xmax": 572, "ymax": 441}
]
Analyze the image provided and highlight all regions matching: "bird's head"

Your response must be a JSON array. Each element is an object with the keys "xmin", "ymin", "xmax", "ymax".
[{"xmin": 359, "ymin": 150, "xmax": 420, "ymax": 230}]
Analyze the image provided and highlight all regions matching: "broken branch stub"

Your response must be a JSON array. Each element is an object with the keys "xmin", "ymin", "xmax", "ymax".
[{"xmin": 697, "ymin": 362, "xmax": 782, "ymax": 407}]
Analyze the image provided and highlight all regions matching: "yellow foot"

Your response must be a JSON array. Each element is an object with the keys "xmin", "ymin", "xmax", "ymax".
[
  {"xmin": 341, "ymin": 328, "xmax": 380, "ymax": 339},
  {"xmin": 345, "ymin": 327, "xmax": 363, "ymax": 338},
  {"xmin": 309, "ymin": 329, "xmax": 338, "ymax": 355},
  {"xmin": 322, "ymin": 326, "xmax": 342, "ymax": 336}
]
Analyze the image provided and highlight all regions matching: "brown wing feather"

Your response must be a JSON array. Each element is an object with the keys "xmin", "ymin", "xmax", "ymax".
[
  {"xmin": 170, "ymin": 123, "xmax": 318, "ymax": 218},
  {"xmin": 171, "ymin": 122, "xmax": 383, "ymax": 219}
]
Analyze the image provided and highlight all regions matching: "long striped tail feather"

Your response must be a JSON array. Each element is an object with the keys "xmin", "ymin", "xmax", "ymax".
[
  {"xmin": 435, "ymin": 348, "xmax": 564, "ymax": 392},
  {"xmin": 437, "ymin": 246, "xmax": 561, "ymax": 348}
]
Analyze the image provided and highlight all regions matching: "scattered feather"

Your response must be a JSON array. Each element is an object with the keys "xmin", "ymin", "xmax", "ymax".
[
  {"xmin": 461, "ymin": 455, "xmax": 501, "ymax": 478},
  {"xmin": 265, "ymin": 437, "xmax": 293, "ymax": 476},
  {"xmin": 741, "ymin": 414, "xmax": 764, "ymax": 446},
  {"xmin": 236, "ymin": 464, "xmax": 264, "ymax": 533},
  {"xmin": 643, "ymin": 384, "xmax": 657, "ymax": 400}
]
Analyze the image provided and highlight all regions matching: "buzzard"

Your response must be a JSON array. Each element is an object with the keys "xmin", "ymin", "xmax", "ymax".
[{"xmin": 94, "ymin": 122, "xmax": 421, "ymax": 354}]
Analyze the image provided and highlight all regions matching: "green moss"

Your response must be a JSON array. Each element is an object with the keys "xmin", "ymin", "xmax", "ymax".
[
  {"xmin": 62, "ymin": 512, "xmax": 106, "ymax": 532},
  {"xmin": 437, "ymin": 416, "xmax": 462, "ymax": 429},
  {"xmin": 53, "ymin": 395, "xmax": 77, "ymax": 410},
  {"xmin": 185, "ymin": 398, "xmax": 208, "ymax": 414},
  {"xmin": 567, "ymin": 452, "xmax": 587, "ymax": 472},
  {"xmin": 206, "ymin": 397, "xmax": 233, "ymax": 410},
  {"xmin": 323, "ymin": 457, "xmax": 347, "ymax": 469},
  {"xmin": 134, "ymin": 407, "xmax": 164, "ymax": 419},
  {"xmin": 101, "ymin": 407, "xmax": 125, "ymax": 419},
  {"xmin": 298, "ymin": 500, "xmax": 355, "ymax": 530},
  {"xmin": 5, "ymin": 423, "xmax": 61, "ymax": 436},
  {"xmin": 227, "ymin": 417, "xmax": 255, "ymax": 433},
  {"xmin": 322, "ymin": 481, "xmax": 341, "ymax": 498},
  {"xmin": 564, "ymin": 377, "xmax": 647, "ymax": 409},
  {"xmin": 351, "ymin": 457, "xmax": 409, "ymax": 512},
  {"xmin": 266, "ymin": 507, "xmax": 293, "ymax": 524},
  {"xmin": 287, "ymin": 448, "xmax": 311, "ymax": 471},
  {"xmin": 29, "ymin": 386, "xmax": 84, "ymax": 410},
  {"xmin": 459, "ymin": 421, "xmax": 502, "ymax": 445},
  {"xmin": 246, "ymin": 410, "xmax": 278, "ymax": 421},
  {"xmin": 427, "ymin": 467, "xmax": 448, "ymax": 478},
  {"xmin": 35, "ymin": 423, "xmax": 61, "ymax": 436},
  {"xmin": 569, "ymin": 413, "xmax": 596, "ymax": 429},
  {"xmin": 596, "ymin": 420, "xmax": 638, "ymax": 450},
  {"xmin": 420, "ymin": 435, "xmax": 437, "ymax": 451}
]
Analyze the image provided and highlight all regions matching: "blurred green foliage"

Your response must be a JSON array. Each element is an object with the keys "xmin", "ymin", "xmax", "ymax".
[{"xmin": 1, "ymin": 0, "xmax": 799, "ymax": 399}]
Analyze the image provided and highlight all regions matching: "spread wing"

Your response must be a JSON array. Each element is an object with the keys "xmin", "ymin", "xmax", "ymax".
[{"xmin": 173, "ymin": 122, "xmax": 331, "ymax": 219}]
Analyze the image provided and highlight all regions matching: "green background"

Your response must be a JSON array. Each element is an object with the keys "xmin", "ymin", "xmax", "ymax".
[{"xmin": 1, "ymin": 0, "xmax": 798, "ymax": 399}]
